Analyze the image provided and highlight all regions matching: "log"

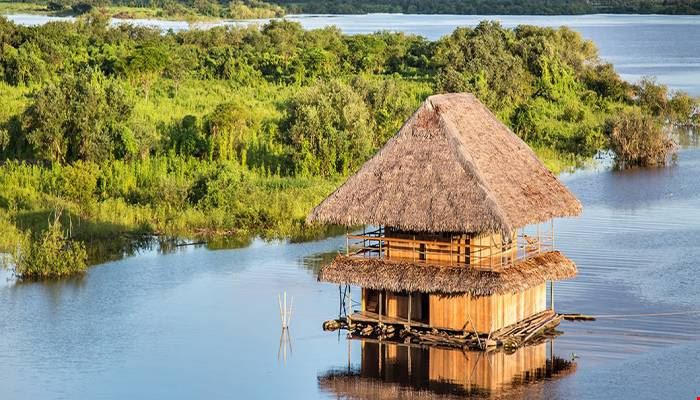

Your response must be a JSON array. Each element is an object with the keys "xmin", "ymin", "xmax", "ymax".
[
  {"xmin": 323, "ymin": 320, "xmax": 341, "ymax": 331},
  {"xmin": 561, "ymin": 313, "xmax": 596, "ymax": 321}
]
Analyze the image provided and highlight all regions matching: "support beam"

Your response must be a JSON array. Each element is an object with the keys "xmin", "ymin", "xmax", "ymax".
[{"xmin": 379, "ymin": 291, "xmax": 383, "ymax": 323}]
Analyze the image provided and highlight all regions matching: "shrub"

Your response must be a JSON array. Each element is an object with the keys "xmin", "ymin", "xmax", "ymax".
[
  {"xmin": 606, "ymin": 110, "xmax": 676, "ymax": 168},
  {"xmin": 8, "ymin": 213, "xmax": 88, "ymax": 280}
]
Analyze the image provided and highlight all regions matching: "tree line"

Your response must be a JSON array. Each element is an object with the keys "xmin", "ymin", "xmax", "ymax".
[{"xmin": 276, "ymin": 0, "xmax": 700, "ymax": 15}]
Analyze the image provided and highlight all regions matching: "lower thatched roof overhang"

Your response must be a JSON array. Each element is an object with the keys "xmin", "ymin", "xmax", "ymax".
[{"xmin": 317, "ymin": 251, "xmax": 577, "ymax": 297}]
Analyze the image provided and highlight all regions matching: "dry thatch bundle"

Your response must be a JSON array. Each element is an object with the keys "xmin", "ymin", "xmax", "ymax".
[
  {"xmin": 307, "ymin": 93, "xmax": 581, "ymax": 235},
  {"xmin": 318, "ymin": 251, "xmax": 576, "ymax": 297}
]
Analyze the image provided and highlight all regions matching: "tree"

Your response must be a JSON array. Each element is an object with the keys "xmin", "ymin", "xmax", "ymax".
[
  {"xmin": 22, "ymin": 68, "xmax": 135, "ymax": 164},
  {"xmin": 283, "ymin": 79, "xmax": 374, "ymax": 177},
  {"xmin": 204, "ymin": 102, "xmax": 258, "ymax": 163},
  {"xmin": 434, "ymin": 22, "xmax": 533, "ymax": 118},
  {"xmin": 125, "ymin": 44, "xmax": 169, "ymax": 100}
]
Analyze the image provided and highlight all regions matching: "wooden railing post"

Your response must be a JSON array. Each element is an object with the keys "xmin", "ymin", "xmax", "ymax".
[{"xmin": 413, "ymin": 235, "xmax": 416, "ymax": 262}]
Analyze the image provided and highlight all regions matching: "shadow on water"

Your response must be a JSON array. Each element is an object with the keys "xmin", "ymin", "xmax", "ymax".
[{"xmin": 318, "ymin": 340, "xmax": 575, "ymax": 399}]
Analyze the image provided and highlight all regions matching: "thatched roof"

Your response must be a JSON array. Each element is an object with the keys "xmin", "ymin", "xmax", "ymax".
[
  {"xmin": 307, "ymin": 93, "xmax": 581, "ymax": 234},
  {"xmin": 317, "ymin": 251, "xmax": 576, "ymax": 296}
]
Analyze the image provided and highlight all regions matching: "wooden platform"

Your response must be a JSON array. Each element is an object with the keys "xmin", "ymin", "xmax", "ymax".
[
  {"xmin": 324, "ymin": 310, "xmax": 566, "ymax": 351},
  {"xmin": 349, "ymin": 310, "xmax": 432, "ymax": 329}
]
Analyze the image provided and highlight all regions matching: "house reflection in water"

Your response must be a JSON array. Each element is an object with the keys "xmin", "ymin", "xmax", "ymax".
[{"xmin": 319, "ymin": 340, "xmax": 575, "ymax": 399}]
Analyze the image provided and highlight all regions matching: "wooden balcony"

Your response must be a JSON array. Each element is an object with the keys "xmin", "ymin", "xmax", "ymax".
[{"xmin": 344, "ymin": 225, "xmax": 554, "ymax": 271}]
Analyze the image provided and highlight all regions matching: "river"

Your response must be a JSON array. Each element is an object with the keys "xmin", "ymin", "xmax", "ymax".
[
  {"xmin": 2, "ymin": 13, "xmax": 700, "ymax": 399},
  {"xmin": 0, "ymin": 131, "xmax": 699, "ymax": 399},
  {"xmin": 5, "ymin": 13, "xmax": 700, "ymax": 95}
]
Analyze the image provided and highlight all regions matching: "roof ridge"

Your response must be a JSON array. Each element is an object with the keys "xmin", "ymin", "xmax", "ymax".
[{"xmin": 430, "ymin": 97, "xmax": 513, "ymax": 235}]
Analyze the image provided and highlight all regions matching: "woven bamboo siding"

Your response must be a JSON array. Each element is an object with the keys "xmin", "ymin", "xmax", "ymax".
[{"xmin": 428, "ymin": 283, "xmax": 546, "ymax": 333}]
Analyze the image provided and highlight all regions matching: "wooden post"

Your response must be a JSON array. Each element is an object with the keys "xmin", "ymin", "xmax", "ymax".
[
  {"xmin": 408, "ymin": 345, "xmax": 412, "ymax": 377},
  {"xmin": 550, "ymin": 281, "xmax": 555, "ymax": 311},
  {"xmin": 362, "ymin": 225, "xmax": 366, "ymax": 257},
  {"xmin": 348, "ymin": 285, "xmax": 353, "ymax": 324},
  {"xmin": 413, "ymin": 235, "xmax": 416, "ymax": 262},
  {"xmin": 345, "ymin": 228, "xmax": 349, "ymax": 256},
  {"xmin": 450, "ymin": 236, "xmax": 453, "ymax": 265},
  {"xmin": 551, "ymin": 219, "xmax": 555, "ymax": 250},
  {"xmin": 379, "ymin": 291, "xmax": 383, "ymax": 323},
  {"xmin": 407, "ymin": 293, "xmax": 412, "ymax": 328}
]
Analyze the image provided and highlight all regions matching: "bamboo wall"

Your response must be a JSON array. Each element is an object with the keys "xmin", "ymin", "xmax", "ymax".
[
  {"xmin": 429, "ymin": 283, "xmax": 547, "ymax": 333},
  {"xmin": 362, "ymin": 283, "xmax": 546, "ymax": 332},
  {"xmin": 382, "ymin": 230, "xmax": 517, "ymax": 267}
]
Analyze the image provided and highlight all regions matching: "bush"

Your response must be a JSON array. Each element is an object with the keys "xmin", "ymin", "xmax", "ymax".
[
  {"xmin": 8, "ymin": 213, "xmax": 88, "ymax": 280},
  {"xmin": 606, "ymin": 110, "xmax": 676, "ymax": 168},
  {"xmin": 71, "ymin": 3, "xmax": 93, "ymax": 15}
]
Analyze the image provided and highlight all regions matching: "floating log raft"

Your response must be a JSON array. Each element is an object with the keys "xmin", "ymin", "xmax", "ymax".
[{"xmin": 323, "ymin": 309, "xmax": 585, "ymax": 351}]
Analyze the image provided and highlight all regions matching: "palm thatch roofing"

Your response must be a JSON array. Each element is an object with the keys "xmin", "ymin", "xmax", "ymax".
[
  {"xmin": 317, "ymin": 251, "xmax": 576, "ymax": 296},
  {"xmin": 307, "ymin": 93, "xmax": 581, "ymax": 235}
]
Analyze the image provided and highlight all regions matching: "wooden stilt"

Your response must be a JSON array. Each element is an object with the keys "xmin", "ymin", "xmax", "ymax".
[
  {"xmin": 379, "ymin": 291, "xmax": 383, "ymax": 323},
  {"xmin": 407, "ymin": 293, "xmax": 412, "ymax": 329},
  {"xmin": 348, "ymin": 286, "xmax": 353, "ymax": 325},
  {"xmin": 550, "ymin": 281, "xmax": 555, "ymax": 311}
]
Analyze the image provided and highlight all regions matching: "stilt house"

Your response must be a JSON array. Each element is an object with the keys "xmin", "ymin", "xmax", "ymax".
[{"xmin": 309, "ymin": 93, "xmax": 581, "ymax": 335}]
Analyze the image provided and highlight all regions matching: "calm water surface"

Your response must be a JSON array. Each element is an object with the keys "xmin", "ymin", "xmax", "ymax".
[
  {"xmin": 3, "ymin": 12, "xmax": 700, "ymax": 399},
  {"xmin": 5, "ymin": 13, "xmax": 700, "ymax": 95},
  {"xmin": 1, "ymin": 133, "xmax": 700, "ymax": 399}
]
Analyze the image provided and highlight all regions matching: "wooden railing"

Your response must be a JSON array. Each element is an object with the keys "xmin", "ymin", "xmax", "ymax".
[{"xmin": 345, "ymin": 225, "xmax": 554, "ymax": 271}]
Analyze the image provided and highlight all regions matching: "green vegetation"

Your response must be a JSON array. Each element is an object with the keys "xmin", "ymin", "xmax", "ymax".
[
  {"xmin": 276, "ymin": 0, "xmax": 700, "ymax": 15},
  {"xmin": 606, "ymin": 110, "xmax": 676, "ymax": 168},
  {"xmin": 3, "ymin": 210, "xmax": 88, "ymax": 280},
  {"xmin": 0, "ymin": 15, "xmax": 696, "ymax": 277},
  {"xmin": 0, "ymin": 0, "xmax": 284, "ymax": 20},
  {"xmin": 4, "ymin": 0, "xmax": 700, "ymax": 17}
]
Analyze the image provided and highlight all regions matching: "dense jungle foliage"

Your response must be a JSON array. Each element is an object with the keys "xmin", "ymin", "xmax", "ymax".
[{"xmin": 0, "ymin": 15, "xmax": 697, "ymax": 275}]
